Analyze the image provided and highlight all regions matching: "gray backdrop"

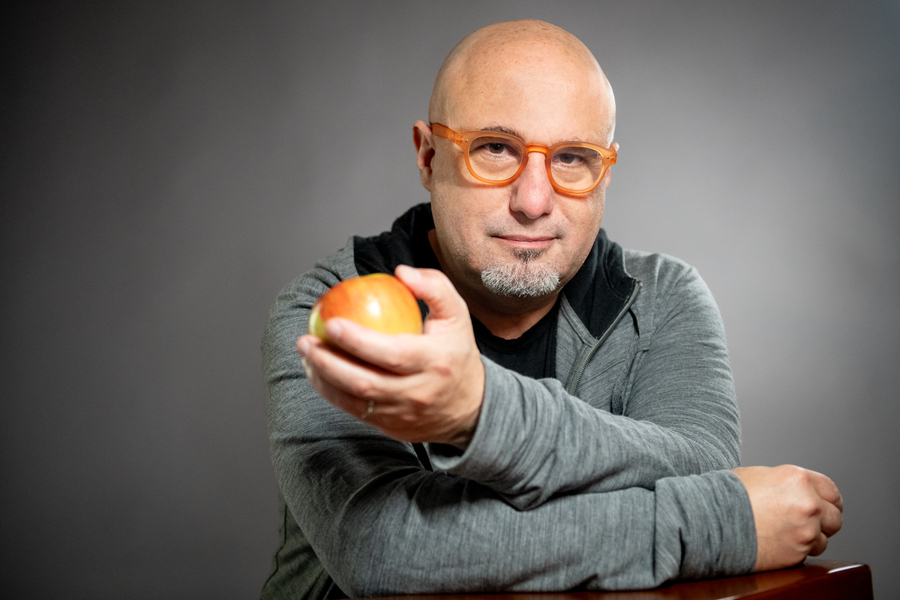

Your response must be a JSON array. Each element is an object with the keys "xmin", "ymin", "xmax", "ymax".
[{"xmin": 2, "ymin": 1, "xmax": 898, "ymax": 598}]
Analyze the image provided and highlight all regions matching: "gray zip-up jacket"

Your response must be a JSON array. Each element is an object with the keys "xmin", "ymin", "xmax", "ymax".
[{"xmin": 261, "ymin": 204, "xmax": 756, "ymax": 599}]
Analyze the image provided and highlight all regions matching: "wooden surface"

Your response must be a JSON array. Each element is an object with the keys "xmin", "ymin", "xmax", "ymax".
[{"xmin": 369, "ymin": 560, "xmax": 873, "ymax": 600}]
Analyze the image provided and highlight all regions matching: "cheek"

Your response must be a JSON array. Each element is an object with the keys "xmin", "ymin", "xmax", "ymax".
[
  {"xmin": 595, "ymin": 200, "xmax": 605, "ymax": 228},
  {"xmin": 585, "ymin": 189, "xmax": 606, "ymax": 229},
  {"xmin": 568, "ymin": 191, "xmax": 605, "ymax": 229},
  {"xmin": 433, "ymin": 199, "xmax": 481, "ymax": 252},
  {"xmin": 563, "ymin": 194, "xmax": 606, "ymax": 260},
  {"xmin": 430, "ymin": 187, "xmax": 473, "ymax": 257},
  {"xmin": 430, "ymin": 149, "xmax": 468, "ymax": 189},
  {"xmin": 431, "ymin": 179, "xmax": 495, "ymax": 232}
]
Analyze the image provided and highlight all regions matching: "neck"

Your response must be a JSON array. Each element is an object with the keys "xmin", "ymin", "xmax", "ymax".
[{"xmin": 467, "ymin": 294, "xmax": 558, "ymax": 340}]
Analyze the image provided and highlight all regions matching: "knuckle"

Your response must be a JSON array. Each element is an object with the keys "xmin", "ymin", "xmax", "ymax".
[
  {"xmin": 381, "ymin": 353, "xmax": 405, "ymax": 373},
  {"xmin": 431, "ymin": 359, "xmax": 454, "ymax": 379},
  {"xmin": 425, "ymin": 349, "xmax": 457, "ymax": 379},
  {"xmin": 795, "ymin": 497, "xmax": 821, "ymax": 519},
  {"xmin": 348, "ymin": 376, "xmax": 378, "ymax": 400},
  {"xmin": 797, "ymin": 524, "xmax": 819, "ymax": 546},
  {"xmin": 779, "ymin": 463, "xmax": 808, "ymax": 482},
  {"xmin": 405, "ymin": 386, "xmax": 429, "ymax": 406}
]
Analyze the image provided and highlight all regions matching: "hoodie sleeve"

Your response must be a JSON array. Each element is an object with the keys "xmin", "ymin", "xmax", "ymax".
[{"xmin": 427, "ymin": 258, "xmax": 742, "ymax": 511}]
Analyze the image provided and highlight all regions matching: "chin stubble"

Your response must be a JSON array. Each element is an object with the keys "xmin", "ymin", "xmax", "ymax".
[{"xmin": 480, "ymin": 249, "xmax": 561, "ymax": 298}]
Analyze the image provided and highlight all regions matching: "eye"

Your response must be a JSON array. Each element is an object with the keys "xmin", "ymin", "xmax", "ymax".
[
  {"xmin": 555, "ymin": 152, "xmax": 584, "ymax": 165},
  {"xmin": 485, "ymin": 142, "xmax": 512, "ymax": 155},
  {"xmin": 553, "ymin": 147, "xmax": 600, "ymax": 168},
  {"xmin": 470, "ymin": 136, "xmax": 521, "ymax": 161}
]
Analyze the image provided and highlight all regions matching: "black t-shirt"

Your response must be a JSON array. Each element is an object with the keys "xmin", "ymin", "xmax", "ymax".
[{"xmin": 471, "ymin": 300, "xmax": 559, "ymax": 380}]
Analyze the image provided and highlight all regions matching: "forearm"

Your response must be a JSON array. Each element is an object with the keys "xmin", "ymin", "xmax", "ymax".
[
  {"xmin": 270, "ymin": 405, "xmax": 755, "ymax": 597},
  {"xmin": 428, "ymin": 357, "xmax": 738, "ymax": 510},
  {"xmin": 341, "ymin": 474, "xmax": 754, "ymax": 596},
  {"xmin": 429, "ymin": 263, "xmax": 740, "ymax": 510}
]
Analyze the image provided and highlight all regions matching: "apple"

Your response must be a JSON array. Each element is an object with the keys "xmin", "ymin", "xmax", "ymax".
[{"xmin": 308, "ymin": 273, "xmax": 423, "ymax": 342}]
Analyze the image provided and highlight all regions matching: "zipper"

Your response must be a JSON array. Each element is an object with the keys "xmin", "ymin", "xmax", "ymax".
[{"xmin": 565, "ymin": 280, "xmax": 642, "ymax": 396}]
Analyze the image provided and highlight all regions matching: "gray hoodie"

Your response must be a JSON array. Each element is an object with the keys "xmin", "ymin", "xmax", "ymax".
[{"xmin": 261, "ymin": 203, "xmax": 756, "ymax": 599}]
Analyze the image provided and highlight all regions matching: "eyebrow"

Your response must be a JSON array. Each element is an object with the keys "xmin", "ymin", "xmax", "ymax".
[
  {"xmin": 477, "ymin": 125, "xmax": 594, "ymax": 145},
  {"xmin": 481, "ymin": 125, "xmax": 520, "ymax": 136}
]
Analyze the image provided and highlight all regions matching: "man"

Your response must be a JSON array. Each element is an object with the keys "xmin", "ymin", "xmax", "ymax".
[{"xmin": 262, "ymin": 20, "xmax": 842, "ymax": 599}]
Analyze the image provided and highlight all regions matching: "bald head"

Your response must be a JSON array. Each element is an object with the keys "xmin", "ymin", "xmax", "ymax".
[{"xmin": 429, "ymin": 20, "xmax": 616, "ymax": 145}]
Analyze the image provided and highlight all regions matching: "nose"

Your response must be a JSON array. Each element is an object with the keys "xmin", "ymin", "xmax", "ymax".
[{"xmin": 509, "ymin": 151, "xmax": 554, "ymax": 220}]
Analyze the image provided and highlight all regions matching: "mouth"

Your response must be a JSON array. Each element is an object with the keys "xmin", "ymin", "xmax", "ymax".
[{"xmin": 494, "ymin": 234, "xmax": 556, "ymax": 251}]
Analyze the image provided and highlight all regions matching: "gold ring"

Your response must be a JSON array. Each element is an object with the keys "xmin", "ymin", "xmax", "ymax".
[{"xmin": 360, "ymin": 400, "xmax": 375, "ymax": 420}]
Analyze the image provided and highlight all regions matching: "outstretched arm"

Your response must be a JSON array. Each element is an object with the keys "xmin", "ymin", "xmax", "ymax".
[{"xmin": 300, "ymin": 263, "xmax": 740, "ymax": 508}]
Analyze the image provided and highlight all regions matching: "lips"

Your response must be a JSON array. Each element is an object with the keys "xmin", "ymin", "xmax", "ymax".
[{"xmin": 495, "ymin": 234, "xmax": 556, "ymax": 250}]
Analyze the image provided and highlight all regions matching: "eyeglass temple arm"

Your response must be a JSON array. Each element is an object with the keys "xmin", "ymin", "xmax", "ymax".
[{"xmin": 430, "ymin": 123, "xmax": 466, "ymax": 145}]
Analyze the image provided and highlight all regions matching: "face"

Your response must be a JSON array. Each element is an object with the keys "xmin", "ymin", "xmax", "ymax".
[{"xmin": 415, "ymin": 41, "xmax": 615, "ymax": 312}]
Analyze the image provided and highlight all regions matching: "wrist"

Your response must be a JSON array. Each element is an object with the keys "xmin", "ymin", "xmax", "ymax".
[{"xmin": 447, "ymin": 358, "xmax": 485, "ymax": 450}]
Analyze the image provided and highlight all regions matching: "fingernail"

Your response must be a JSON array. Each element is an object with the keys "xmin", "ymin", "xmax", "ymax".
[
  {"xmin": 298, "ymin": 338, "xmax": 310, "ymax": 356},
  {"xmin": 301, "ymin": 358, "xmax": 311, "ymax": 378}
]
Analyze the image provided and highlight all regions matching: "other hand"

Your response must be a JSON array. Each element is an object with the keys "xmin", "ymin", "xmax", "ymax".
[
  {"xmin": 732, "ymin": 465, "xmax": 843, "ymax": 572},
  {"xmin": 297, "ymin": 265, "xmax": 484, "ymax": 448}
]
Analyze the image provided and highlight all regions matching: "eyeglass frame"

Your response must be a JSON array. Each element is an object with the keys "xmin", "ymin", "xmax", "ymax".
[{"xmin": 429, "ymin": 122, "xmax": 617, "ymax": 195}]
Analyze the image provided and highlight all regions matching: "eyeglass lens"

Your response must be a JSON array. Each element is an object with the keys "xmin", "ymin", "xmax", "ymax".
[{"xmin": 468, "ymin": 135, "xmax": 604, "ymax": 192}]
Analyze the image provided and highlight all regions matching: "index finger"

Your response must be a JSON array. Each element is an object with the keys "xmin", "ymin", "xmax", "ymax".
[{"xmin": 322, "ymin": 317, "xmax": 428, "ymax": 375}]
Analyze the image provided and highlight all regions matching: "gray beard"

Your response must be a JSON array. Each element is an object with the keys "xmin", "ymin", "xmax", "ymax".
[{"xmin": 480, "ymin": 249, "xmax": 560, "ymax": 298}]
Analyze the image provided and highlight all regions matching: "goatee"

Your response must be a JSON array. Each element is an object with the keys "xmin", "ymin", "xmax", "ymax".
[{"xmin": 481, "ymin": 249, "xmax": 560, "ymax": 298}]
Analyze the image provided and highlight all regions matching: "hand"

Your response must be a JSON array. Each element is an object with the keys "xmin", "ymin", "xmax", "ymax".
[
  {"xmin": 732, "ymin": 465, "xmax": 843, "ymax": 572},
  {"xmin": 297, "ymin": 265, "xmax": 485, "ymax": 448}
]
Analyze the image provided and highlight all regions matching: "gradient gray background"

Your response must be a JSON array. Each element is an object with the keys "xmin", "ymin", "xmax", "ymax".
[{"xmin": 2, "ymin": 1, "xmax": 898, "ymax": 598}]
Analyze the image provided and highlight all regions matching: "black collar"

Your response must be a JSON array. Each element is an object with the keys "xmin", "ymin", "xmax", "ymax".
[{"xmin": 353, "ymin": 203, "xmax": 636, "ymax": 338}]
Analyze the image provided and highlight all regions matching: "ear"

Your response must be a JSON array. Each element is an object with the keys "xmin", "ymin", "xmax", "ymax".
[
  {"xmin": 413, "ymin": 120, "xmax": 436, "ymax": 191},
  {"xmin": 602, "ymin": 141, "xmax": 619, "ymax": 188}
]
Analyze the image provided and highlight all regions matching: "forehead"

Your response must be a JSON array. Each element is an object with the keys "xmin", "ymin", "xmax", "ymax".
[{"xmin": 443, "ymin": 42, "xmax": 612, "ymax": 144}]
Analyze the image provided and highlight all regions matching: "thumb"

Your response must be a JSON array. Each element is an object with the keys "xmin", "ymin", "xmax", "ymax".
[{"xmin": 395, "ymin": 265, "xmax": 468, "ymax": 323}]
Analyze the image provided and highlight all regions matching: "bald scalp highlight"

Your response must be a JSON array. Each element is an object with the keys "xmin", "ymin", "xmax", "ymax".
[{"xmin": 429, "ymin": 20, "xmax": 616, "ymax": 145}]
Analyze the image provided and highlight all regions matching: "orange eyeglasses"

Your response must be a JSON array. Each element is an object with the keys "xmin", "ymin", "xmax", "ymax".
[{"xmin": 430, "ymin": 122, "xmax": 616, "ymax": 195}]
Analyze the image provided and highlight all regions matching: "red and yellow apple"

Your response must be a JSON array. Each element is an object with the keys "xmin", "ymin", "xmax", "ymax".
[{"xmin": 308, "ymin": 273, "xmax": 422, "ymax": 342}]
